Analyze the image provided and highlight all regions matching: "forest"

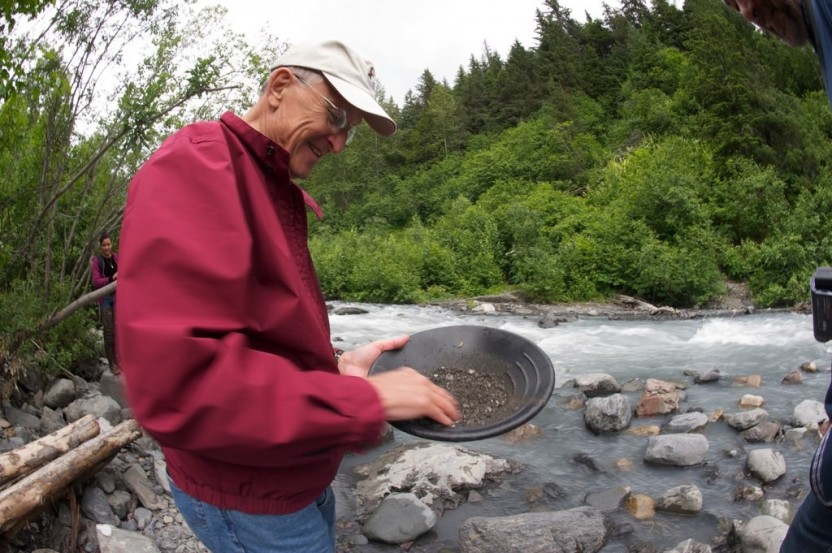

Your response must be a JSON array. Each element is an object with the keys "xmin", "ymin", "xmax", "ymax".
[{"xmin": 1, "ymin": 0, "xmax": 831, "ymax": 379}]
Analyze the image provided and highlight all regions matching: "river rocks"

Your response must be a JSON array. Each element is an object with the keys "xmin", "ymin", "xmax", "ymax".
[
  {"xmin": 662, "ymin": 412, "xmax": 709, "ymax": 434},
  {"xmin": 331, "ymin": 306, "xmax": 370, "ymax": 315},
  {"xmin": 502, "ymin": 422, "xmax": 542, "ymax": 443},
  {"xmin": 3, "ymin": 403, "xmax": 42, "ymax": 432},
  {"xmin": 96, "ymin": 524, "xmax": 160, "ymax": 553},
  {"xmin": 584, "ymin": 485, "xmax": 631, "ymax": 511},
  {"xmin": 353, "ymin": 443, "xmax": 513, "ymax": 514},
  {"xmin": 747, "ymin": 448, "xmax": 786, "ymax": 484},
  {"xmin": 361, "ymin": 492, "xmax": 437, "ymax": 544},
  {"xmin": 2, "ymin": 306, "xmax": 825, "ymax": 553},
  {"xmin": 624, "ymin": 494, "xmax": 656, "ymax": 520},
  {"xmin": 725, "ymin": 408, "xmax": 768, "ymax": 431},
  {"xmin": 64, "ymin": 393, "xmax": 122, "ymax": 426},
  {"xmin": 733, "ymin": 374, "xmax": 762, "ymax": 387},
  {"xmin": 584, "ymin": 393, "xmax": 632, "ymax": 434},
  {"xmin": 574, "ymin": 373, "xmax": 621, "ymax": 397},
  {"xmin": 761, "ymin": 498, "xmax": 792, "ymax": 523},
  {"xmin": 458, "ymin": 506, "xmax": 608, "ymax": 553},
  {"xmin": 655, "ymin": 485, "xmax": 703, "ymax": 514},
  {"xmin": 644, "ymin": 434, "xmax": 709, "ymax": 466},
  {"xmin": 781, "ymin": 370, "xmax": 803, "ymax": 385},
  {"xmin": 737, "ymin": 515, "xmax": 789, "ymax": 553},
  {"xmin": 741, "ymin": 420, "xmax": 781, "ymax": 443},
  {"xmin": 43, "ymin": 378, "xmax": 76, "ymax": 409},
  {"xmin": 792, "ymin": 399, "xmax": 827, "ymax": 427},
  {"xmin": 472, "ymin": 302, "xmax": 496, "ymax": 314},
  {"xmin": 801, "ymin": 361, "xmax": 819, "ymax": 373},
  {"xmin": 739, "ymin": 394, "xmax": 765, "ymax": 408},
  {"xmin": 538, "ymin": 312, "xmax": 567, "ymax": 328},
  {"xmin": 693, "ymin": 368, "xmax": 720, "ymax": 384},
  {"xmin": 81, "ymin": 485, "xmax": 121, "ymax": 526},
  {"xmin": 636, "ymin": 378, "xmax": 680, "ymax": 416},
  {"xmin": 123, "ymin": 464, "xmax": 162, "ymax": 510},
  {"xmin": 663, "ymin": 538, "xmax": 712, "ymax": 553}
]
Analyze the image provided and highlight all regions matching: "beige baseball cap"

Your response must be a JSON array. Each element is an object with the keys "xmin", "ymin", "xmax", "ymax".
[{"xmin": 273, "ymin": 40, "xmax": 396, "ymax": 136}]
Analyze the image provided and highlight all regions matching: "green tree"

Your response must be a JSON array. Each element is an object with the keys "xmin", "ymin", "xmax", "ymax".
[{"xmin": 1, "ymin": 0, "xmax": 281, "ymax": 380}]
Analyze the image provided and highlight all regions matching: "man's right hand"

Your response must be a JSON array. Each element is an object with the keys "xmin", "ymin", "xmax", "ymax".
[{"xmin": 367, "ymin": 367, "xmax": 460, "ymax": 426}]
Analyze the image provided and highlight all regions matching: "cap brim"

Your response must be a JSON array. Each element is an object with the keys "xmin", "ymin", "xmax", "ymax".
[{"xmin": 324, "ymin": 73, "xmax": 396, "ymax": 136}]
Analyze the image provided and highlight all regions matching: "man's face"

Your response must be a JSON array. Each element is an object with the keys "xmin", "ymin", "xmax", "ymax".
[{"xmin": 274, "ymin": 75, "xmax": 362, "ymax": 179}]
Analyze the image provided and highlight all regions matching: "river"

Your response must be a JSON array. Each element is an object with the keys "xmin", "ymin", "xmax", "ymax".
[{"xmin": 329, "ymin": 302, "xmax": 832, "ymax": 551}]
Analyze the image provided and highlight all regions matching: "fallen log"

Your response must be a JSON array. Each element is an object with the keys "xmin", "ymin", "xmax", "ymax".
[
  {"xmin": 0, "ymin": 418, "xmax": 142, "ymax": 536},
  {"xmin": 0, "ymin": 414, "xmax": 100, "ymax": 487}
]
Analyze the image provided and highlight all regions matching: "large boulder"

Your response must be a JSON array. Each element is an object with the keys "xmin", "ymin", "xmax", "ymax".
[{"xmin": 354, "ymin": 443, "xmax": 512, "ymax": 514}]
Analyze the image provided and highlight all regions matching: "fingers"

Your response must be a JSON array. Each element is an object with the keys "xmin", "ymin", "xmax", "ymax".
[
  {"xmin": 374, "ymin": 334, "xmax": 409, "ymax": 352},
  {"xmin": 428, "ymin": 385, "xmax": 460, "ymax": 426},
  {"xmin": 367, "ymin": 367, "xmax": 460, "ymax": 425}
]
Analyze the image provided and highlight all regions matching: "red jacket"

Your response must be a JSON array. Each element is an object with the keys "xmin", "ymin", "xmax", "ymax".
[{"xmin": 117, "ymin": 112, "xmax": 385, "ymax": 514}]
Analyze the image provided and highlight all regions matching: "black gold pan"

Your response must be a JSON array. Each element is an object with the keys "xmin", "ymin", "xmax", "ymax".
[{"xmin": 369, "ymin": 325, "xmax": 555, "ymax": 441}]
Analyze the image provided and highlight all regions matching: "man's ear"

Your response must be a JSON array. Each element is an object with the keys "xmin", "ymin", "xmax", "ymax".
[{"xmin": 266, "ymin": 67, "xmax": 294, "ymax": 105}]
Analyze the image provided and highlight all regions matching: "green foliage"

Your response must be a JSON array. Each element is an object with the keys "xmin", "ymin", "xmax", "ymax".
[
  {"xmin": 6, "ymin": 0, "xmax": 832, "ymax": 384},
  {"xmin": 0, "ymin": 0, "xmax": 284, "ymax": 384},
  {"xmin": 736, "ymin": 235, "xmax": 813, "ymax": 306},
  {"xmin": 0, "ymin": 279, "xmax": 98, "ymax": 372},
  {"xmin": 311, "ymin": 201, "xmax": 504, "ymax": 303}
]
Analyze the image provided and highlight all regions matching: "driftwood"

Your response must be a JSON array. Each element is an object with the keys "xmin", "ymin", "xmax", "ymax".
[
  {"xmin": 0, "ymin": 418, "xmax": 141, "ymax": 536},
  {"xmin": 0, "ymin": 415, "xmax": 100, "ymax": 487}
]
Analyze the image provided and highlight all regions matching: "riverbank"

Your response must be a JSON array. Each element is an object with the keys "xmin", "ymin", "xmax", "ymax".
[
  {"xmin": 434, "ymin": 282, "xmax": 804, "ymax": 322},
  {"xmin": 2, "ymin": 301, "xmax": 826, "ymax": 552}
]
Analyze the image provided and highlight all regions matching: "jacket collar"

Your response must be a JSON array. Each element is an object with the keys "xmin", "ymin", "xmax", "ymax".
[{"xmin": 219, "ymin": 111, "xmax": 324, "ymax": 219}]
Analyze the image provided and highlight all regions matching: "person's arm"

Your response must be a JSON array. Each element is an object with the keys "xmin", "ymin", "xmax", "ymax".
[
  {"xmin": 91, "ymin": 256, "xmax": 109, "ymax": 289},
  {"xmin": 723, "ymin": 0, "xmax": 809, "ymax": 46},
  {"xmin": 118, "ymin": 131, "xmax": 386, "ymax": 468}
]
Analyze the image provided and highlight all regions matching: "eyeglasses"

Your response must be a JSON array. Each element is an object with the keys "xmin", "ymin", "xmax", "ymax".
[{"xmin": 294, "ymin": 74, "xmax": 358, "ymax": 145}]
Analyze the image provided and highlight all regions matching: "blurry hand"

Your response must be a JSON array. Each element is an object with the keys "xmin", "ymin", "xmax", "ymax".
[
  {"xmin": 723, "ymin": 0, "xmax": 809, "ymax": 46},
  {"xmin": 367, "ymin": 367, "xmax": 460, "ymax": 426},
  {"xmin": 336, "ymin": 335, "xmax": 410, "ymax": 378}
]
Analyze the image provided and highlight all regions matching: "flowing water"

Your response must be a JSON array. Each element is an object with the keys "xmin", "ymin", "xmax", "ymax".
[{"xmin": 331, "ymin": 303, "xmax": 832, "ymax": 551}]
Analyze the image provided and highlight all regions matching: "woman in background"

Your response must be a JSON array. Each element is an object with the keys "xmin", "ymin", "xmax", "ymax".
[{"xmin": 91, "ymin": 232, "xmax": 120, "ymax": 375}]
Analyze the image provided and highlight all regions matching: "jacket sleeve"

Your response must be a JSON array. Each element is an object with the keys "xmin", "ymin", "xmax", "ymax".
[
  {"xmin": 117, "ymin": 131, "xmax": 384, "ymax": 468},
  {"xmin": 91, "ymin": 256, "xmax": 109, "ymax": 289}
]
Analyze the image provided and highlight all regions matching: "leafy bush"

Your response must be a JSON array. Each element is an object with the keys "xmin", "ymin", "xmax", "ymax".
[{"xmin": 0, "ymin": 278, "xmax": 99, "ymax": 376}]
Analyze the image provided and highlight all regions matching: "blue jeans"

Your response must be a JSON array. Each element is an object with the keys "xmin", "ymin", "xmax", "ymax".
[
  {"xmin": 781, "ymin": 428, "xmax": 832, "ymax": 552},
  {"xmin": 781, "ymin": 491, "xmax": 832, "ymax": 552},
  {"xmin": 169, "ymin": 478, "xmax": 336, "ymax": 553}
]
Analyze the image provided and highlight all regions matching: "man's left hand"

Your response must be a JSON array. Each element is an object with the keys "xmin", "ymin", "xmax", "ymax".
[{"xmin": 337, "ymin": 335, "xmax": 410, "ymax": 378}]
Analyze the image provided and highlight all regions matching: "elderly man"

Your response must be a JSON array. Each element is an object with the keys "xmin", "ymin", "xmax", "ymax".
[
  {"xmin": 724, "ymin": 1, "xmax": 832, "ymax": 551},
  {"xmin": 116, "ymin": 40, "xmax": 459, "ymax": 553}
]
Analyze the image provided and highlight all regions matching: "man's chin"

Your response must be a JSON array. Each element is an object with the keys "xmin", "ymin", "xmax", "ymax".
[{"xmin": 288, "ymin": 163, "xmax": 314, "ymax": 180}]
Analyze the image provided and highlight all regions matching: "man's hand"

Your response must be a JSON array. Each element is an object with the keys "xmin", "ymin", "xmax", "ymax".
[
  {"xmin": 336, "ymin": 335, "xmax": 410, "ymax": 378},
  {"xmin": 335, "ymin": 334, "xmax": 461, "ymax": 425},
  {"xmin": 723, "ymin": 0, "xmax": 809, "ymax": 47},
  {"xmin": 367, "ymin": 367, "xmax": 461, "ymax": 426}
]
